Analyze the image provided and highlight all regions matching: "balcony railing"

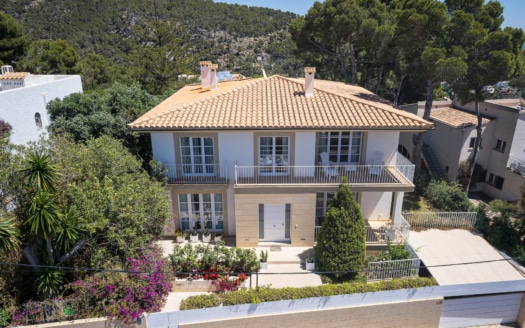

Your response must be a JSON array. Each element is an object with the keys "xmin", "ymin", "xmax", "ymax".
[
  {"xmin": 508, "ymin": 156, "xmax": 525, "ymax": 176},
  {"xmin": 235, "ymin": 164, "xmax": 414, "ymax": 186},
  {"xmin": 164, "ymin": 162, "xmax": 229, "ymax": 184}
]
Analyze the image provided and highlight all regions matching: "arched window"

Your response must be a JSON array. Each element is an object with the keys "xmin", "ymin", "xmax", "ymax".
[{"xmin": 35, "ymin": 113, "xmax": 43, "ymax": 130}]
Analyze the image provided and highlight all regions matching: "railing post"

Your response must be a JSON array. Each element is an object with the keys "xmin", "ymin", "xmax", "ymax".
[{"xmin": 234, "ymin": 164, "xmax": 238, "ymax": 185}]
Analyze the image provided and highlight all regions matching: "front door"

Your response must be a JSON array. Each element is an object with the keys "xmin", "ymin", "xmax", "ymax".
[{"xmin": 264, "ymin": 204, "xmax": 286, "ymax": 241}]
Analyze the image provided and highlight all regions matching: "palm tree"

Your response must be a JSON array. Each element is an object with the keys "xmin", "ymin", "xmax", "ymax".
[
  {"xmin": 0, "ymin": 213, "xmax": 19, "ymax": 251},
  {"xmin": 19, "ymin": 150, "xmax": 60, "ymax": 192}
]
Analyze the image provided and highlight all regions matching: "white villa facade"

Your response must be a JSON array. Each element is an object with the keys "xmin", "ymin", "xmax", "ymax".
[
  {"xmin": 0, "ymin": 65, "xmax": 83, "ymax": 145},
  {"xmin": 130, "ymin": 64, "xmax": 432, "ymax": 247}
]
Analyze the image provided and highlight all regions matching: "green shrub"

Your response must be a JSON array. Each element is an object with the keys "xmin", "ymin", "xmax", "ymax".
[
  {"xmin": 425, "ymin": 180, "xmax": 473, "ymax": 212},
  {"xmin": 179, "ymin": 278, "xmax": 437, "ymax": 310},
  {"xmin": 368, "ymin": 242, "xmax": 411, "ymax": 262},
  {"xmin": 315, "ymin": 182, "xmax": 366, "ymax": 280},
  {"xmin": 170, "ymin": 242, "xmax": 260, "ymax": 277}
]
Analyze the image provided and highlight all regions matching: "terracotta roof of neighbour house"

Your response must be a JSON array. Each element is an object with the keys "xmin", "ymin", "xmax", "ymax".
[
  {"xmin": 430, "ymin": 107, "xmax": 493, "ymax": 128},
  {"xmin": 0, "ymin": 72, "xmax": 29, "ymax": 80},
  {"xmin": 129, "ymin": 75, "xmax": 433, "ymax": 131}
]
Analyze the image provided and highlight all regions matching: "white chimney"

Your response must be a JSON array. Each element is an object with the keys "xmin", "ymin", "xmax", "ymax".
[
  {"xmin": 209, "ymin": 64, "xmax": 218, "ymax": 90},
  {"xmin": 304, "ymin": 67, "xmax": 316, "ymax": 97},
  {"xmin": 200, "ymin": 61, "xmax": 212, "ymax": 89}
]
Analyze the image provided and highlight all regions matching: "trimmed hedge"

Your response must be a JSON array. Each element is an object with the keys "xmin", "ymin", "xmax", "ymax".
[{"xmin": 179, "ymin": 277, "xmax": 437, "ymax": 310}]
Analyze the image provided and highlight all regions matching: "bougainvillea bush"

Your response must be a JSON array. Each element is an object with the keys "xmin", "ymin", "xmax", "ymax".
[{"xmin": 63, "ymin": 247, "xmax": 173, "ymax": 325}]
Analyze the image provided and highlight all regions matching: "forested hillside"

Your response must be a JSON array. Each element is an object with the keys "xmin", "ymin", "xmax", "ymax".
[{"xmin": 1, "ymin": 0, "xmax": 302, "ymax": 88}]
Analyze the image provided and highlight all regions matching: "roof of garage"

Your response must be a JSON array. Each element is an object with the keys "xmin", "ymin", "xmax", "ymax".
[{"xmin": 409, "ymin": 229, "xmax": 524, "ymax": 285}]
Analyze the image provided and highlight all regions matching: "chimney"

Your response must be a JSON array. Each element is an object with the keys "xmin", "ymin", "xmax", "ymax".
[
  {"xmin": 304, "ymin": 67, "xmax": 316, "ymax": 97},
  {"xmin": 209, "ymin": 64, "xmax": 218, "ymax": 90},
  {"xmin": 200, "ymin": 61, "xmax": 212, "ymax": 89}
]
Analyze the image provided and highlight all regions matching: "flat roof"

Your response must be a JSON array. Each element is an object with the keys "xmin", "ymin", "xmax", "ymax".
[{"xmin": 409, "ymin": 229, "xmax": 523, "ymax": 285}]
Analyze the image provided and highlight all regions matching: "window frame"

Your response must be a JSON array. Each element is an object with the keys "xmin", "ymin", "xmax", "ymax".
[
  {"xmin": 178, "ymin": 193, "xmax": 224, "ymax": 231},
  {"xmin": 494, "ymin": 139, "xmax": 506, "ymax": 152},
  {"xmin": 486, "ymin": 172, "xmax": 504, "ymax": 190},
  {"xmin": 258, "ymin": 136, "xmax": 290, "ymax": 175},
  {"xmin": 179, "ymin": 136, "xmax": 216, "ymax": 176},
  {"xmin": 318, "ymin": 131, "xmax": 362, "ymax": 164}
]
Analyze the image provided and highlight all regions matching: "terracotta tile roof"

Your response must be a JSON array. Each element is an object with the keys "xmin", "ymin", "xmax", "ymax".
[
  {"xmin": 129, "ymin": 75, "xmax": 433, "ymax": 131},
  {"xmin": 0, "ymin": 72, "xmax": 29, "ymax": 80},
  {"xmin": 430, "ymin": 107, "xmax": 493, "ymax": 128}
]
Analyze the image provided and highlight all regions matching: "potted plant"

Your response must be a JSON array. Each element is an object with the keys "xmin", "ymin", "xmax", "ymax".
[
  {"xmin": 259, "ymin": 250, "xmax": 268, "ymax": 270},
  {"xmin": 202, "ymin": 228, "xmax": 211, "ymax": 243},
  {"xmin": 174, "ymin": 230, "xmax": 187, "ymax": 243},
  {"xmin": 305, "ymin": 253, "xmax": 315, "ymax": 271},
  {"xmin": 384, "ymin": 225, "xmax": 396, "ymax": 242},
  {"xmin": 189, "ymin": 230, "xmax": 199, "ymax": 243},
  {"xmin": 214, "ymin": 232, "xmax": 223, "ymax": 242}
]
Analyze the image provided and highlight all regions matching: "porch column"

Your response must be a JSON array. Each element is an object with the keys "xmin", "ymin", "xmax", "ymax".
[{"xmin": 392, "ymin": 191, "xmax": 404, "ymax": 225}]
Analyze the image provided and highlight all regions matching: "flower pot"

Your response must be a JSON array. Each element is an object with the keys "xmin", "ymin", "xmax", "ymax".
[
  {"xmin": 176, "ymin": 236, "xmax": 186, "ymax": 243},
  {"xmin": 260, "ymin": 261, "xmax": 268, "ymax": 270},
  {"xmin": 190, "ymin": 235, "xmax": 199, "ymax": 243},
  {"xmin": 385, "ymin": 229, "xmax": 396, "ymax": 241},
  {"xmin": 214, "ymin": 235, "xmax": 222, "ymax": 242},
  {"xmin": 202, "ymin": 234, "xmax": 211, "ymax": 243},
  {"xmin": 305, "ymin": 261, "xmax": 315, "ymax": 271}
]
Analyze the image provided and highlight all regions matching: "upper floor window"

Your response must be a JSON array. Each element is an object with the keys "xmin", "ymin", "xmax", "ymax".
[
  {"xmin": 180, "ymin": 137, "xmax": 215, "ymax": 175},
  {"xmin": 495, "ymin": 139, "xmax": 506, "ymax": 152},
  {"xmin": 487, "ymin": 172, "xmax": 504, "ymax": 190},
  {"xmin": 469, "ymin": 137, "xmax": 482, "ymax": 149},
  {"xmin": 34, "ymin": 113, "xmax": 43, "ymax": 130},
  {"xmin": 259, "ymin": 136, "xmax": 289, "ymax": 175},
  {"xmin": 319, "ymin": 132, "xmax": 362, "ymax": 164}
]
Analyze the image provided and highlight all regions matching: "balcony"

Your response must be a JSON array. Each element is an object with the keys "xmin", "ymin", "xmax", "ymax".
[
  {"xmin": 508, "ymin": 156, "xmax": 525, "ymax": 176},
  {"xmin": 164, "ymin": 162, "xmax": 229, "ymax": 184},
  {"xmin": 234, "ymin": 164, "xmax": 414, "ymax": 189}
]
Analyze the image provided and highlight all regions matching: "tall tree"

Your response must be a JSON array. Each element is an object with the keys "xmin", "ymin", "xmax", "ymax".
[
  {"xmin": 290, "ymin": 0, "xmax": 392, "ymax": 85},
  {"xmin": 128, "ymin": 16, "xmax": 194, "ymax": 95},
  {"xmin": 445, "ymin": 1, "xmax": 525, "ymax": 192},
  {"xmin": 0, "ymin": 11, "xmax": 29, "ymax": 66},
  {"xmin": 315, "ymin": 181, "xmax": 366, "ymax": 280},
  {"xmin": 393, "ymin": 0, "xmax": 467, "ymax": 169},
  {"xmin": 18, "ymin": 39, "xmax": 82, "ymax": 74}
]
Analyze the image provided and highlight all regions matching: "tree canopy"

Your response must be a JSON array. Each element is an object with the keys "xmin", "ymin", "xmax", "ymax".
[{"xmin": 0, "ymin": 11, "xmax": 29, "ymax": 66}]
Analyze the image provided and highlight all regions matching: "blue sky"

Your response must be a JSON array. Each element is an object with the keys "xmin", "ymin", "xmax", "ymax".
[{"xmin": 214, "ymin": 0, "xmax": 525, "ymax": 30}]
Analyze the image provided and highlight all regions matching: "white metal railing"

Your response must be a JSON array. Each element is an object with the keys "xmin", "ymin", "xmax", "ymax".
[
  {"xmin": 402, "ymin": 212, "xmax": 477, "ymax": 230},
  {"xmin": 366, "ymin": 258, "xmax": 420, "ymax": 281},
  {"xmin": 315, "ymin": 225, "xmax": 409, "ymax": 244},
  {"xmin": 508, "ymin": 156, "xmax": 525, "ymax": 176},
  {"xmin": 395, "ymin": 152, "xmax": 415, "ymax": 183},
  {"xmin": 234, "ymin": 164, "xmax": 414, "ymax": 186},
  {"xmin": 366, "ymin": 243, "xmax": 420, "ymax": 281},
  {"xmin": 164, "ymin": 162, "xmax": 229, "ymax": 184}
]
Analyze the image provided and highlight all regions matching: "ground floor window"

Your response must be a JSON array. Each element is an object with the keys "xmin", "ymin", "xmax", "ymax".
[
  {"xmin": 178, "ymin": 193, "xmax": 224, "ymax": 231},
  {"xmin": 486, "ymin": 173, "xmax": 504, "ymax": 190},
  {"xmin": 315, "ymin": 191, "xmax": 359, "ymax": 226}
]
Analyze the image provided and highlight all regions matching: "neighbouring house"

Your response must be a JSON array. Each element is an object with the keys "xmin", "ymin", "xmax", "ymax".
[
  {"xmin": 0, "ymin": 65, "xmax": 83, "ymax": 145},
  {"xmin": 129, "ymin": 63, "xmax": 433, "ymax": 247},
  {"xmin": 399, "ymin": 98, "xmax": 525, "ymax": 202}
]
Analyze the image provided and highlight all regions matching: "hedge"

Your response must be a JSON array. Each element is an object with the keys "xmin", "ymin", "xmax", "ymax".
[{"xmin": 179, "ymin": 277, "xmax": 437, "ymax": 310}]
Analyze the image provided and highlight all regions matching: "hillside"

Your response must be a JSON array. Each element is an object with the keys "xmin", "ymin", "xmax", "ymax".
[{"xmin": 1, "ymin": 0, "xmax": 302, "ymax": 77}]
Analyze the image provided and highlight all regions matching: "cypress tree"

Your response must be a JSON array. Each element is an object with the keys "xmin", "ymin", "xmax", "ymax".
[{"xmin": 315, "ymin": 181, "xmax": 366, "ymax": 280}]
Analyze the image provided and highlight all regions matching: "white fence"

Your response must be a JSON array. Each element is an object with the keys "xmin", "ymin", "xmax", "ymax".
[
  {"xmin": 163, "ymin": 162, "xmax": 229, "ymax": 184},
  {"xmin": 366, "ymin": 243, "xmax": 420, "ymax": 281},
  {"xmin": 402, "ymin": 212, "xmax": 477, "ymax": 230}
]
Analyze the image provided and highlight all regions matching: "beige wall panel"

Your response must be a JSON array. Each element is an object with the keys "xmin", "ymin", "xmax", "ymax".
[
  {"xmin": 517, "ymin": 293, "xmax": 525, "ymax": 328},
  {"xmin": 180, "ymin": 297, "xmax": 443, "ymax": 328},
  {"xmin": 235, "ymin": 192, "xmax": 316, "ymax": 247}
]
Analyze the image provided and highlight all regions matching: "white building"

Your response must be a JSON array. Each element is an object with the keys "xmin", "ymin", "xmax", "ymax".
[
  {"xmin": 0, "ymin": 65, "xmax": 83, "ymax": 145},
  {"xmin": 129, "ymin": 63, "xmax": 432, "ymax": 247},
  {"xmin": 400, "ymin": 99, "xmax": 525, "ymax": 202}
]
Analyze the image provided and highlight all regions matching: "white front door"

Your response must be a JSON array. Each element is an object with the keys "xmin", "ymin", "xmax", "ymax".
[{"xmin": 264, "ymin": 204, "xmax": 286, "ymax": 241}]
